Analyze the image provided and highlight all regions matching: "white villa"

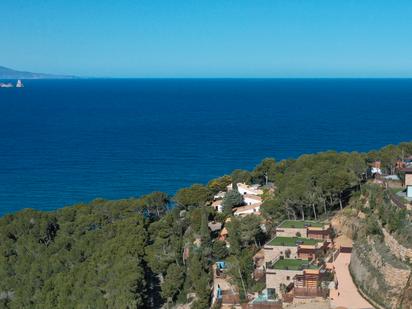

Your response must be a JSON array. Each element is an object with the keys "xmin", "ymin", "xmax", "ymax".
[
  {"xmin": 237, "ymin": 183, "xmax": 263, "ymax": 195},
  {"xmin": 212, "ymin": 199, "xmax": 223, "ymax": 213},
  {"xmin": 226, "ymin": 182, "xmax": 264, "ymax": 196},
  {"xmin": 244, "ymin": 194, "xmax": 262, "ymax": 205},
  {"xmin": 234, "ymin": 202, "xmax": 261, "ymax": 216}
]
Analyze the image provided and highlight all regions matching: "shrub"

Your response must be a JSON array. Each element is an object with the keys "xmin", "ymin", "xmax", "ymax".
[
  {"xmin": 366, "ymin": 217, "xmax": 382, "ymax": 237},
  {"xmin": 212, "ymin": 240, "xmax": 229, "ymax": 260},
  {"xmin": 222, "ymin": 190, "xmax": 243, "ymax": 215}
]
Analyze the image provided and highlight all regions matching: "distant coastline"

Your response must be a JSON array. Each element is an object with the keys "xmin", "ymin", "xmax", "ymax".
[{"xmin": 0, "ymin": 65, "xmax": 76, "ymax": 79}]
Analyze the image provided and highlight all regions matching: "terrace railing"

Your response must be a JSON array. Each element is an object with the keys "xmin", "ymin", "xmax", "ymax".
[
  {"xmin": 293, "ymin": 287, "xmax": 328, "ymax": 298},
  {"xmin": 339, "ymin": 246, "xmax": 352, "ymax": 253},
  {"xmin": 248, "ymin": 301, "xmax": 283, "ymax": 309},
  {"xmin": 266, "ymin": 256, "xmax": 281, "ymax": 270}
]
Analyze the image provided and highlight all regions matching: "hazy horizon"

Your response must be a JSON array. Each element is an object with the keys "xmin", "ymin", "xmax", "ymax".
[
  {"xmin": 2, "ymin": 0, "xmax": 412, "ymax": 78},
  {"xmin": 4, "ymin": 65, "xmax": 412, "ymax": 80}
]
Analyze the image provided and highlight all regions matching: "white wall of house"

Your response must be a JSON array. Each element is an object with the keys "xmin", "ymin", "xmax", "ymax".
[
  {"xmin": 212, "ymin": 200, "xmax": 223, "ymax": 213},
  {"xmin": 407, "ymin": 186, "xmax": 412, "ymax": 198},
  {"xmin": 234, "ymin": 205, "xmax": 260, "ymax": 216},
  {"xmin": 405, "ymin": 173, "xmax": 412, "ymax": 187},
  {"xmin": 244, "ymin": 195, "xmax": 262, "ymax": 205},
  {"xmin": 371, "ymin": 167, "xmax": 382, "ymax": 175},
  {"xmin": 237, "ymin": 183, "xmax": 263, "ymax": 195}
]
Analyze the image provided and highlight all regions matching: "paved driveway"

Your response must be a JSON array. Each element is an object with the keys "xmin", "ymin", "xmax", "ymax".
[
  {"xmin": 211, "ymin": 264, "xmax": 237, "ymax": 306},
  {"xmin": 330, "ymin": 253, "xmax": 373, "ymax": 309}
]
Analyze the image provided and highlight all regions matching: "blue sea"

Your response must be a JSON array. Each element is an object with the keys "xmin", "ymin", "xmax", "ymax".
[{"xmin": 1, "ymin": 79, "xmax": 412, "ymax": 216}]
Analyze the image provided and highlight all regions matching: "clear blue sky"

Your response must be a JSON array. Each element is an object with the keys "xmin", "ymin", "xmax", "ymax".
[{"xmin": 2, "ymin": 0, "xmax": 412, "ymax": 77}]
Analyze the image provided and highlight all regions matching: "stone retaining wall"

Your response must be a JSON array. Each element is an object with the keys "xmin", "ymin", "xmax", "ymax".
[
  {"xmin": 382, "ymin": 228, "xmax": 412, "ymax": 262},
  {"xmin": 350, "ymin": 238, "xmax": 410, "ymax": 309}
]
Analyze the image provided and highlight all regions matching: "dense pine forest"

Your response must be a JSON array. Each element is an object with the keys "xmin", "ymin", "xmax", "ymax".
[{"xmin": 1, "ymin": 142, "xmax": 411, "ymax": 309}]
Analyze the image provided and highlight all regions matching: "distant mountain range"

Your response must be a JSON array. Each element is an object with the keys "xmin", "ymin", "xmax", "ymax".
[{"xmin": 0, "ymin": 66, "xmax": 76, "ymax": 79}]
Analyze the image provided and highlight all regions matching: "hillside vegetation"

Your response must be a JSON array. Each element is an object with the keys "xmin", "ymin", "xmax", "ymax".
[{"xmin": 1, "ymin": 141, "xmax": 412, "ymax": 308}]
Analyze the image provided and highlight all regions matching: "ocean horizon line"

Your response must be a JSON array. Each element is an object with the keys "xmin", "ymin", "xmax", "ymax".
[{"xmin": 9, "ymin": 76, "xmax": 412, "ymax": 80}]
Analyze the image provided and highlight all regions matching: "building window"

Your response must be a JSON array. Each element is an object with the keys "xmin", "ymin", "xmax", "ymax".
[{"xmin": 267, "ymin": 288, "xmax": 276, "ymax": 300}]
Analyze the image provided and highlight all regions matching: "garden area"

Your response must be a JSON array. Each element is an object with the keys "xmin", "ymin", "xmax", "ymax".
[
  {"xmin": 278, "ymin": 220, "xmax": 324, "ymax": 228},
  {"xmin": 268, "ymin": 236, "xmax": 321, "ymax": 247},
  {"xmin": 272, "ymin": 258, "xmax": 318, "ymax": 271}
]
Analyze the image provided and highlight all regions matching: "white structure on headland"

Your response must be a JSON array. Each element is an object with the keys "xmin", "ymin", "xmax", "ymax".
[
  {"xmin": 212, "ymin": 199, "xmax": 223, "ymax": 213},
  {"xmin": 227, "ymin": 183, "xmax": 263, "ymax": 195},
  {"xmin": 234, "ymin": 202, "xmax": 262, "ymax": 216},
  {"xmin": 237, "ymin": 183, "xmax": 263, "ymax": 195},
  {"xmin": 244, "ymin": 194, "xmax": 262, "ymax": 205}
]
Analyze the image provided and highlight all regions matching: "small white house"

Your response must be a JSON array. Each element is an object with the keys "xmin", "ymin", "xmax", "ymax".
[
  {"xmin": 234, "ymin": 203, "xmax": 262, "ymax": 216},
  {"xmin": 244, "ymin": 194, "xmax": 262, "ymax": 205},
  {"xmin": 212, "ymin": 200, "xmax": 223, "ymax": 212},
  {"xmin": 237, "ymin": 183, "xmax": 263, "ymax": 195}
]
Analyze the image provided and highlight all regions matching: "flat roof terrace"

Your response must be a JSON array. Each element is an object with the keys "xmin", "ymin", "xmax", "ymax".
[
  {"xmin": 272, "ymin": 259, "xmax": 319, "ymax": 271},
  {"xmin": 278, "ymin": 220, "xmax": 324, "ymax": 228},
  {"xmin": 268, "ymin": 236, "xmax": 321, "ymax": 247}
]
